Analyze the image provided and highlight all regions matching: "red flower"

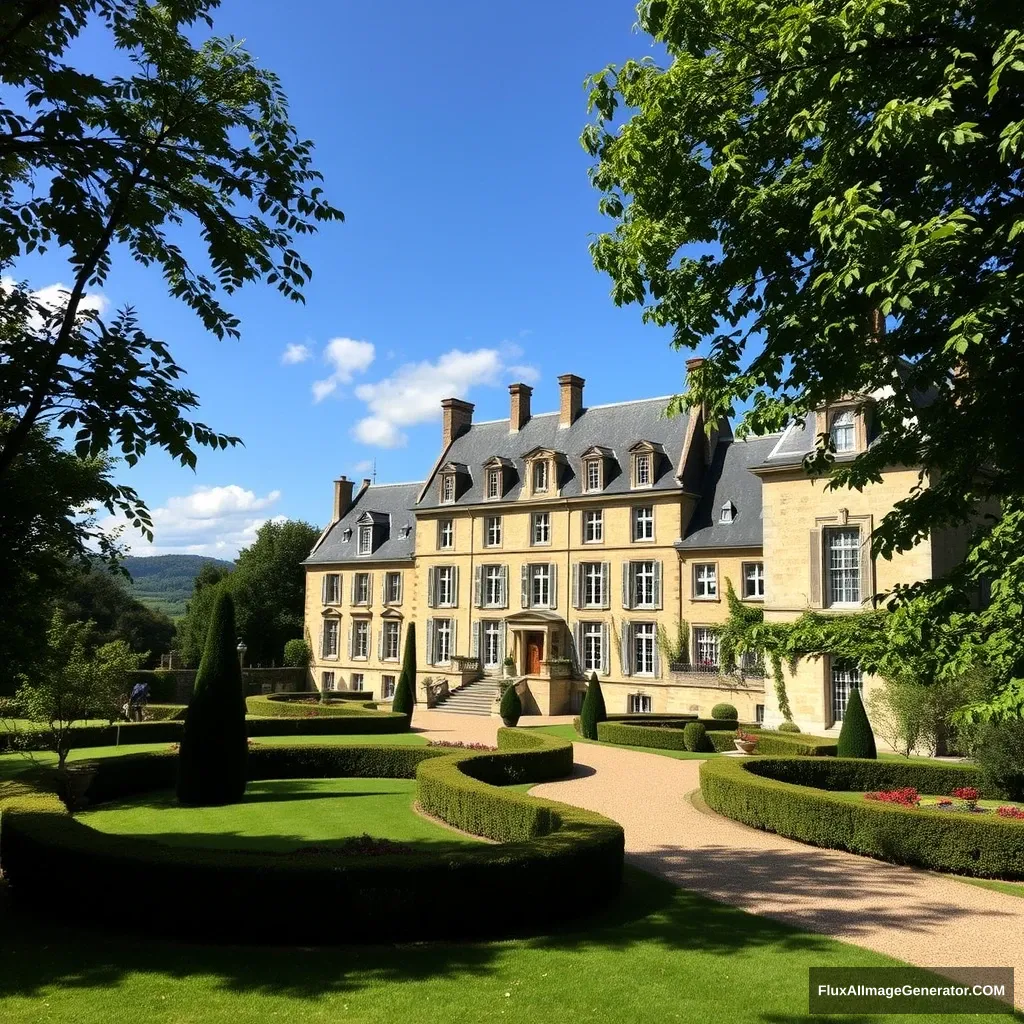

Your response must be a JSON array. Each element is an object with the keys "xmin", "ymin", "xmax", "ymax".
[
  {"xmin": 997, "ymin": 806, "xmax": 1024, "ymax": 820},
  {"xmin": 865, "ymin": 788, "xmax": 920, "ymax": 807}
]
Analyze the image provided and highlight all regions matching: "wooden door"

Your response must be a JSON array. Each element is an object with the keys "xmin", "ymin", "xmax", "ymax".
[{"xmin": 526, "ymin": 632, "xmax": 544, "ymax": 675}]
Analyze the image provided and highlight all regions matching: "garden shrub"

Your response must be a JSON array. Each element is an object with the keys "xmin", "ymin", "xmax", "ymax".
[
  {"xmin": 281, "ymin": 639, "xmax": 312, "ymax": 668},
  {"xmin": 974, "ymin": 717, "xmax": 1024, "ymax": 801},
  {"xmin": 177, "ymin": 591, "xmax": 248, "ymax": 806},
  {"xmin": 700, "ymin": 756, "xmax": 1023, "ymax": 879},
  {"xmin": 499, "ymin": 682, "xmax": 522, "ymax": 725},
  {"xmin": 711, "ymin": 703, "xmax": 738, "ymax": 720},
  {"xmin": 683, "ymin": 722, "xmax": 711, "ymax": 753},
  {"xmin": 391, "ymin": 624, "xmax": 416, "ymax": 718},
  {"xmin": 836, "ymin": 687, "xmax": 876, "ymax": 759},
  {"xmin": 245, "ymin": 694, "xmax": 384, "ymax": 718},
  {"xmin": 705, "ymin": 729, "xmax": 837, "ymax": 756},
  {"xmin": 578, "ymin": 672, "xmax": 607, "ymax": 740},
  {"xmin": 778, "ymin": 720, "xmax": 801, "ymax": 733}
]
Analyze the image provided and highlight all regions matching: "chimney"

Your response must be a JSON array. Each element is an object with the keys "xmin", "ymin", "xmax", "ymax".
[
  {"xmin": 557, "ymin": 374, "xmax": 585, "ymax": 428},
  {"xmin": 685, "ymin": 356, "xmax": 706, "ymax": 382},
  {"xmin": 441, "ymin": 397, "xmax": 474, "ymax": 449},
  {"xmin": 685, "ymin": 357, "xmax": 718, "ymax": 461},
  {"xmin": 332, "ymin": 475, "xmax": 354, "ymax": 523},
  {"xmin": 508, "ymin": 382, "xmax": 532, "ymax": 433}
]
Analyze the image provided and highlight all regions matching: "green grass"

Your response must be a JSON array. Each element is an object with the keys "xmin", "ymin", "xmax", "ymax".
[
  {"xmin": 831, "ymin": 790, "xmax": 1024, "ymax": 811},
  {"xmin": 952, "ymin": 875, "xmax": 1024, "ymax": 899},
  {"xmin": 0, "ymin": 866, "xmax": 1005, "ymax": 1024},
  {"xmin": 77, "ymin": 777, "xmax": 474, "ymax": 852},
  {"xmin": 522, "ymin": 723, "xmax": 720, "ymax": 760}
]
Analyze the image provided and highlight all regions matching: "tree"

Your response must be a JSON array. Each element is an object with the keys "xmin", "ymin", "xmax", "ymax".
[
  {"xmin": 499, "ymin": 682, "xmax": 522, "ymax": 726},
  {"xmin": 583, "ymin": 2, "xmax": 1024, "ymax": 715},
  {"xmin": 282, "ymin": 638, "xmax": 311, "ymax": 669},
  {"xmin": 391, "ymin": 624, "xmax": 416, "ymax": 719},
  {"xmin": 174, "ymin": 561, "xmax": 233, "ymax": 668},
  {"xmin": 579, "ymin": 672, "xmax": 607, "ymax": 740},
  {"xmin": 836, "ymin": 687, "xmax": 877, "ymax": 759},
  {"xmin": 177, "ymin": 589, "xmax": 247, "ymax": 806},
  {"xmin": 0, "ymin": 0, "xmax": 342, "ymax": 522}
]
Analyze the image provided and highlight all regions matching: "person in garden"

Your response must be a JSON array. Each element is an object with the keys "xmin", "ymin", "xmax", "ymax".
[{"xmin": 128, "ymin": 679, "xmax": 150, "ymax": 722}]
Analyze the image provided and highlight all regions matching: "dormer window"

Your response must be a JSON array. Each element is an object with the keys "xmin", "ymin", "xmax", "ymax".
[
  {"xmin": 585, "ymin": 459, "xmax": 602, "ymax": 492},
  {"xmin": 487, "ymin": 468, "xmax": 500, "ymax": 499},
  {"xmin": 441, "ymin": 473, "xmax": 455, "ymax": 504},
  {"xmin": 830, "ymin": 409, "xmax": 856, "ymax": 453},
  {"xmin": 720, "ymin": 501, "xmax": 736, "ymax": 524},
  {"xmin": 358, "ymin": 524, "xmax": 373, "ymax": 554},
  {"xmin": 635, "ymin": 453, "xmax": 651, "ymax": 487},
  {"xmin": 342, "ymin": 528, "xmax": 352, "ymax": 542},
  {"xmin": 533, "ymin": 460, "xmax": 549, "ymax": 494},
  {"xmin": 628, "ymin": 440, "xmax": 663, "ymax": 489}
]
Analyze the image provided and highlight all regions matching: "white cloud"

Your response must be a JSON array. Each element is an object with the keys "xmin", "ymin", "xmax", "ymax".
[
  {"xmin": 350, "ymin": 459, "xmax": 374, "ymax": 474},
  {"xmin": 506, "ymin": 364, "xmax": 540, "ymax": 383},
  {"xmin": 312, "ymin": 336, "xmax": 376, "ymax": 402},
  {"xmin": 281, "ymin": 342, "xmax": 312, "ymax": 365},
  {"xmin": 1, "ymin": 276, "xmax": 109, "ymax": 328}
]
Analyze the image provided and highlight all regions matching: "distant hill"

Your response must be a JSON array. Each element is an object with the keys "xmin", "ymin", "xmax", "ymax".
[{"xmin": 122, "ymin": 554, "xmax": 234, "ymax": 619}]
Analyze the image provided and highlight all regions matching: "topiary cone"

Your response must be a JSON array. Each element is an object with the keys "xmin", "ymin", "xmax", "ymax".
[
  {"xmin": 579, "ymin": 672, "xmax": 607, "ymax": 740},
  {"xmin": 177, "ymin": 589, "xmax": 248, "ymax": 805},
  {"xmin": 500, "ymin": 681, "xmax": 522, "ymax": 726},
  {"xmin": 836, "ymin": 685, "xmax": 877, "ymax": 759},
  {"xmin": 390, "ymin": 623, "xmax": 416, "ymax": 720}
]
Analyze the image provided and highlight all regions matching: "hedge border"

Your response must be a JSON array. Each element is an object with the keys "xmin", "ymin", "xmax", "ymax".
[
  {"xmin": 258, "ymin": 690, "xmax": 374, "ymax": 703},
  {"xmin": 706, "ymin": 730, "xmax": 838, "ymax": 757},
  {"xmin": 592, "ymin": 718, "xmax": 738, "ymax": 752},
  {"xmin": 245, "ymin": 694, "xmax": 386, "ymax": 718},
  {"xmin": 699, "ymin": 756, "xmax": 1024, "ymax": 879},
  {"xmin": 0, "ymin": 731, "xmax": 624, "ymax": 942}
]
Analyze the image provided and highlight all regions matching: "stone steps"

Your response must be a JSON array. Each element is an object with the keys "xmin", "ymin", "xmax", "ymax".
[{"xmin": 431, "ymin": 679, "xmax": 501, "ymax": 717}]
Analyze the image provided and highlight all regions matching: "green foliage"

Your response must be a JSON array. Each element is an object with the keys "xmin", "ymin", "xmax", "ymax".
[
  {"xmin": 244, "ymin": 694, "xmax": 396, "ymax": 720},
  {"xmin": 177, "ymin": 592, "xmax": 247, "ymax": 806},
  {"xmin": 281, "ymin": 639, "xmax": 311, "ymax": 669},
  {"xmin": 777, "ymin": 721, "xmax": 801, "ymax": 734},
  {"xmin": 706, "ymin": 730, "xmax": 837, "ymax": 757},
  {"xmin": 578, "ymin": 672, "xmax": 607, "ymax": 739},
  {"xmin": 682, "ymin": 722, "xmax": 711, "ymax": 753},
  {"xmin": 120, "ymin": 555, "xmax": 234, "ymax": 618},
  {"xmin": 173, "ymin": 562, "xmax": 232, "ymax": 667},
  {"xmin": 655, "ymin": 621, "xmax": 688, "ymax": 664},
  {"xmin": 391, "ymin": 623, "xmax": 416, "ymax": 718},
  {"xmin": 700, "ymin": 757, "xmax": 1022, "ymax": 879},
  {"xmin": 836, "ymin": 687, "xmax": 877, "ymax": 759},
  {"xmin": 711, "ymin": 703, "xmax": 738, "ymax": 720},
  {"xmin": 583, "ymin": 3, "xmax": 1024, "ymax": 716},
  {"xmin": 973, "ymin": 718, "xmax": 1024, "ymax": 802},
  {"xmin": 499, "ymin": 683, "xmax": 522, "ymax": 725}
]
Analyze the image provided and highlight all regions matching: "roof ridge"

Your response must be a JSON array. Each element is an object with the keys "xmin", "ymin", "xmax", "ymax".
[
  {"xmin": 468, "ymin": 395, "xmax": 677, "ymax": 428},
  {"xmin": 358, "ymin": 480, "xmax": 424, "ymax": 488}
]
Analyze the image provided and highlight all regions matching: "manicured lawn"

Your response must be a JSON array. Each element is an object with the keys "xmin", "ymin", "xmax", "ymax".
[
  {"xmin": 522, "ymin": 723, "xmax": 720, "ymax": 760},
  {"xmin": 832, "ymin": 790, "xmax": 1024, "ymax": 812},
  {"xmin": 0, "ymin": 865, "xmax": 997, "ymax": 1024},
  {"xmin": 78, "ymin": 777, "xmax": 474, "ymax": 852}
]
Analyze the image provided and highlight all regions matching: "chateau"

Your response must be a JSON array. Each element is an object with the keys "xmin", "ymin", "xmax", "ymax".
[{"xmin": 303, "ymin": 365, "xmax": 960, "ymax": 735}]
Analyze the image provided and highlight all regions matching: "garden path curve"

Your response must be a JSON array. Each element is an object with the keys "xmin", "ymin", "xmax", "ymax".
[{"xmin": 413, "ymin": 710, "xmax": 1024, "ymax": 1006}]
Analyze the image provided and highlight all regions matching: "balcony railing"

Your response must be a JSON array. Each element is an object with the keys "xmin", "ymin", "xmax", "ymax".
[{"xmin": 668, "ymin": 659, "xmax": 766, "ymax": 679}]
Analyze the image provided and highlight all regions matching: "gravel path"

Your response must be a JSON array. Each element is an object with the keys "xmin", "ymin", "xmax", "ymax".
[{"xmin": 413, "ymin": 710, "xmax": 1024, "ymax": 1005}]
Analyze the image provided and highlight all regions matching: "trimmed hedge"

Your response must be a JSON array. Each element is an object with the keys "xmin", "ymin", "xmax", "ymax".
[
  {"xmin": 711, "ymin": 703, "xmax": 738, "ymax": 720},
  {"xmin": 705, "ymin": 730, "xmax": 839, "ymax": 757},
  {"xmin": 683, "ymin": 722, "xmax": 711, "ymax": 753},
  {"xmin": 700, "ymin": 756, "xmax": 1024, "ymax": 879},
  {"xmin": 0, "ymin": 733, "xmax": 624, "ymax": 942},
  {"xmin": 593, "ymin": 717, "xmax": 737, "ymax": 751},
  {"xmin": 245, "ymin": 695, "xmax": 387, "ymax": 718},
  {"xmin": 265, "ymin": 690, "xmax": 374, "ymax": 703}
]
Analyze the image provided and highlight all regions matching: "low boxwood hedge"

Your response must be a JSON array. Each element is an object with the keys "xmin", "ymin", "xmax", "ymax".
[
  {"xmin": 0, "ymin": 732, "xmax": 624, "ymax": 942},
  {"xmin": 699, "ymin": 756, "xmax": 1024, "ymax": 879},
  {"xmin": 245, "ymin": 694, "xmax": 384, "ymax": 718},
  {"xmin": 705, "ymin": 730, "xmax": 839, "ymax": 756},
  {"xmin": 594, "ymin": 718, "xmax": 737, "ymax": 751},
  {"xmin": 262, "ymin": 690, "xmax": 374, "ymax": 703}
]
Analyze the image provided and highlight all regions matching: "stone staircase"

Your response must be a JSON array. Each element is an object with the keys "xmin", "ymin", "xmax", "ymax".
[{"xmin": 430, "ymin": 677, "xmax": 501, "ymax": 716}]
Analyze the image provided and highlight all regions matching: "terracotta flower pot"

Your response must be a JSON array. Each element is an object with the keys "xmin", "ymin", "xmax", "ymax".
[{"xmin": 733, "ymin": 739, "xmax": 756, "ymax": 754}]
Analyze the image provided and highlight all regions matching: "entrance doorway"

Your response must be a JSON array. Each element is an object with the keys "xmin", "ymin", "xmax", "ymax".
[{"xmin": 525, "ymin": 631, "xmax": 545, "ymax": 675}]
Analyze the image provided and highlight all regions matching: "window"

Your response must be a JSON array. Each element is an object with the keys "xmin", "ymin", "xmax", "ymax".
[
  {"xmin": 530, "ymin": 564, "xmax": 551, "ymax": 608},
  {"xmin": 322, "ymin": 573, "xmax": 341, "ymax": 605},
  {"xmin": 755, "ymin": 704, "xmax": 765, "ymax": 725},
  {"xmin": 830, "ymin": 409, "xmax": 856, "ymax": 453},
  {"xmin": 351, "ymin": 672, "xmax": 364, "ymax": 690},
  {"xmin": 382, "ymin": 675, "xmax": 396, "ymax": 699},
  {"xmin": 434, "ymin": 618, "xmax": 452, "ymax": 664},
  {"xmin": 629, "ymin": 693, "xmax": 652, "ymax": 714},
  {"xmin": 632, "ymin": 561, "xmax": 655, "ymax": 607},
  {"xmin": 533, "ymin": 460, "xmax": 549, "ymax": 493},
  {"xmin": 358, "ymin": 525, "xmax": 372, "ymax": 555},
  {"xmin": 483, "ymin": 620, "xmax": 502, "ymax": 667},
  {"xmin": 831, "ymin": 661, "xmax": 863, "ymax": 721},
  {"xmin": 826, "ymin": 527, "xmax": 861, "ymax": 604},
  {"xmin": 532, "ymin": 511, "xmax": 550, "ymax": 545},
  {"xmin": 385, "ymin": 572, "xmax": 402, "ymax": 604},
  {"xmin": 483, "ymin": 565, "xmax": 505, "ymax": 607},
  {"xmin": 436, "ymin": 566, "xmax": 455, "ymax": 607},
  {"xmin": 487, "ymin": 468, "xmax": 501, "ymax": 499},
  {"xmin": 438, "ymin": 518, "xmax": 454, "ymax": 549},
  {"xmin": 582, "ymin": 563, "xmax": 605, "ymax": 608},
  {"xmin": 634, "ymin": 453, "xmax": 651, "ymax": 487},
  {"xmin": 742, "ymin": 562, "xmax": 765, "ymax": 600},
  {"xmin": 585, "ymin": 459, "xmax": 602, "ymax": 492},
  {"xmin": 633, "ymin": 623, "xmax": 656, "ymax": 676},
  {"xmin": 582, "ymin": 622, "xmax": 603, "ymax": 673},
  {"xmin": 352, "ymin": 620, "xmax": 369, "ymax": 659},
  {"xmin": 583, "ymin": 509, "xmax": 603, "ymax": 543},
  {"xmin": 322, "ymin": 619, "xmax": 339, "ymax": 659},
  {"xmin": 633, "ymin": 506, "xmax": 654, "ymax": 542},
  {"xmin": 693, "ymin": 563, "xmax": 718, "ymax": 599},
  {"xmin": 321, "ymin": 671, "xmax": 335, "ymax": 691},
  {"xmin": 720, "ymin": 501, "xmax": 736, "ymax": 524},
  {"xmin": 441, "ymin": 474, "xmax": 455, "ymax": 504},
  {"xmin": 354, "ymin": 572, "xmax": 370, "ymax": 605},
  {"xmin": 693, "ymin": 626, "xmax": 720, "ymax": 669},
  {"xmin": 382, "ymin": 620, "xmax": 400, "ymax": 661},
  {"xmin": 485, "ymin": 515, "xmax": 502, "ymax": 547}
]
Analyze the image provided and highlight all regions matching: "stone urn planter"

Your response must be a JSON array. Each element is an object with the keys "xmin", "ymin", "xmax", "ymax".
[{"xmin": 733, "ymin": 738, "xmax": 757, "ymax": 754}]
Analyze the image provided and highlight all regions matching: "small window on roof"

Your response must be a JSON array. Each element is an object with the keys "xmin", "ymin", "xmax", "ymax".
[
  {"xmin": 720, "ymin": 501, "xmax": 736, "ymax": 524},
  {"xmin": 342, "ymin": 528, "xmax": 353, "ymax": 541}
]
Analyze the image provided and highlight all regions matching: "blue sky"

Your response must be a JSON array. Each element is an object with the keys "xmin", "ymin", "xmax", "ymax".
[{"xmin": 19, "ymin": 0, "xmax": 697, "ymax": 557}]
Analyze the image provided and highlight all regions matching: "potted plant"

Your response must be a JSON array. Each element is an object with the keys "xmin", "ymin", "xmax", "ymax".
[
  {"xmin": 500, "ymin": 681, "xmax": 522, "ymax": 727},
  {"xmin": 733, "ymin": 729, "xmax": 758, "ymax": 754},
  {"xmin": 503, "ymin": 655, "xmax": 516, "ymax": 677}
]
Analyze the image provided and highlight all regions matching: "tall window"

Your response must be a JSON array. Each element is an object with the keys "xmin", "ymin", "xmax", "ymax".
[
  {"xmin": 438, "ymin": 518, "xmax": 454, "ymax": 549},
  {"xmin": 322, "ymin": 619, "xmax": 339, "ymax": 658},
  {"xmin": 532, "ymin": 511, "xmax": 550, "ymax": 545},
  {"xmin": 826, "ymin": 527, "xmax": 861, "ymax": 604},
  {"xmin": 530, "ymin": 564, "xmax": 551, "ymax": 607},
  {"xmin": 633, "ymin": 561, "xmax": 656, "ymax": 607},
  {"xmin": 585, "ymin": 459, "xmax": 601, "ymax": 492},
  {"xmin": 485, "ymin": 515, "xmax": 502, "ymax": 547},
  {"xmin": 633, "ymin": 506, "xmax": 654, "ymax": 541},
  {"xmin": 830, "ymin": 409, "xmax": 856, "ymax": 453},
  {"xmin": 533, "ymin": 460, "xmax": 549, "ymax": 493},
  {"xmin": 351, "ymin": 672, "xmax": 364, "ymax": 689},
  {"xmin": 483, "ymin": 565, "xmax": 504, "ymax": 607},
  {"xmin": 483, "ymin": 620, "xmax": 502, "ymax": 667},
  {"xmin": 382, "ymin": 620, "xmax": 400, "ymax": 661},
  {"xmin": 582, "ymin": 563, "xmax": 604, "ymax": 608},
  {"xmin": 381, "ymin": 675, "xmax": 396, "ymax": 699},
  {"xmin": 358, "ymin": 525, "xmax": 372, "ymax": 555},
  {"xmin": 629, "ymin": 693, "xmax": 652, "ymax": 714},
  {"xmin": 693, "ymin": 563, "xmax": 718, "ymax": 599},
  {"xmin": 487, "ymin": 469, "xmax": 501, "ymax": 499},
  {"xmin": 323, "ymin": 573, "xmax": 340, "ymax": 605},
  {"xmin": 441, "ymin": 474, "xmax": 455, "ymax": 504},
  {"xmin": 742, "ymin": 562, "xmax": 765, "ymax": 599},
  {"xmin": 385, "ymin": 572, "xmax": 402, "ymax": 604},
  {"xmin": 582, "ymin": 622, "xmax": 603, "ymax": 672},
  {"xmin": 831, "ymin": 661, "xmax": 863, "ymax": 721},
  {"xmin": 634, "ymin": 453, "xmax": 651, "ymax": 487},
  {"xmin": 434, "ymin": 618, "xmax": 452, "ymax": 664},
  {"xmin": 693, "ymin": 626, "xmax": 720, "ymax": 669},
  {"xmin": 583, "ymin": 509, "xmax": 603, "ymax": 543},
  {"xmin": 633, "ymin": 623, "xmax": 656, "ymax": 675},
  {"xmin": 436, "ymin": 566, "xmax": 455, "ymax": 607},
  {"xmin": 352, "ymin": 620, "xmax": 369, "ymax": 659},
  {"xmin": 321, "ymin": 671, "xmax": 335, "ymax": 691},
  {"xmin": 354, "ymin": 572, "xmax": 370, "ymax": 605}
]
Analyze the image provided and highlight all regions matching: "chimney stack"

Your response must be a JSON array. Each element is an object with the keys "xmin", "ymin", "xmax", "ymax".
[
  {"xmin": 441, "ymin": 397, "xmax": 474, "ymax": 449},
  {"xmin": 332, "ymin": 475, "xmax": 354, "ymax": 523},
  {"xmin": 508, "ymin": 382, "xmax": 533, "ymax": 433},
  {"xmin": 557, "ymin": 374, "xmax": 585, "ymax": 428}
]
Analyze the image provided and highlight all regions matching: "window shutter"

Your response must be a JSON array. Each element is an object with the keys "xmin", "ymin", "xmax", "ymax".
[
  {"xmin": 859, "ymin": 528, "xmax": 873, "ymax": 606},
  {"xmin": 377, "ymin": 626, "xmax": 384, "ymax": 661},
  {"xmin": 425, "ymin": 619, "xmax": 435, "ymax": 666},
  {"xmin": 347, "ymin": 622, "xmax": 354, "ymax": 660},
  {"xmin": 499, "ymin": 565, "xmax": 508, "ymax": 608},
  {"xmin": 654, "ymin": 561, "xmax": 663, "ymax": 610},
  {"xmin": 471, "ymin": 620, "xmax": 481, "ymax": 658},
  {"xmin": 319, "ymin": 623, "xmax": 325, "ymax": 659},
  {"xmin": 549, "ymin": 564, "xmax": 557, "ymax": 609},
  {"xmin": 321, "ymin": 575, "xmax": 327, "ymax": 603},
  {"xmin": 572, "ymin": 622, "xmax": 582, "ymax": 676},
  {"xmin": 396, "ymin": 574, "xmax": 403, "ymax": 605},
  {"xmin": 653, "ymin": 634, "xmax": 661, "ymax": 679},
  {"xmin": 809, "ymin": 529, "xmax": 822, "ymax": 606},
  {"xmin": 621, "ymin": 563, "xmax": 631, "ymax": 610},
  {"xmin": 620, "ymin": 622, "xmax": 632, "ymax": 676},
  {"xmin": 396, "ymin": 623, "xmax": 403, "ymax": 662},
  {"xmin": 427, "ymin": 567, "xmax": 436, "ymax": 608},
  {"xmin": 350, "ymin": 574, "xmax": 357, "ymax": 604},
  {"xmin": 571, "ymin": 562, "xmax": 581, "ymax": 610},
  {"xmin": 452, "ymin": 566, "xmax": 459, "ymax": 607},
  {"xmin": 497, "ymin": 621, "xmax": 506, "ymax": 666},
  {"xmin": 601, "ymin": 623, "xmax": 610, "ymax": 676},
  {"xmin": 521, "ymin": 564, "xmax": 529, "ymax": 608},
  {"xmin": 602, "ymin": 562, "xmax": 611, "ymax": 609},
  {"xmin": 367, "ymin": 573, "xmax": 374, "ymax": 605},
  {"xmin": 451, "ymin": 619, "xmax": 457, "ymax": 659},
  {"xmin": 473, "ymin": 565, "xmax": 482, "ymax": 607}
]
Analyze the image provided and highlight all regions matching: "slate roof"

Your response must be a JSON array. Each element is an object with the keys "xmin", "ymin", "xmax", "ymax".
[
  {"xmin": 417, "ymin": 397, "xmax": 692, "ymax": 508},
  {"xmin": 305, "ymin": 481, "xmax": 421, "ymax": 564},
  {"xmin": 677, "ymin": 434, "xmax": 781, "ymax": 550},
  {"xmin": 760, "ymin": 417, "xmax": 817, "ymax": 467}
]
